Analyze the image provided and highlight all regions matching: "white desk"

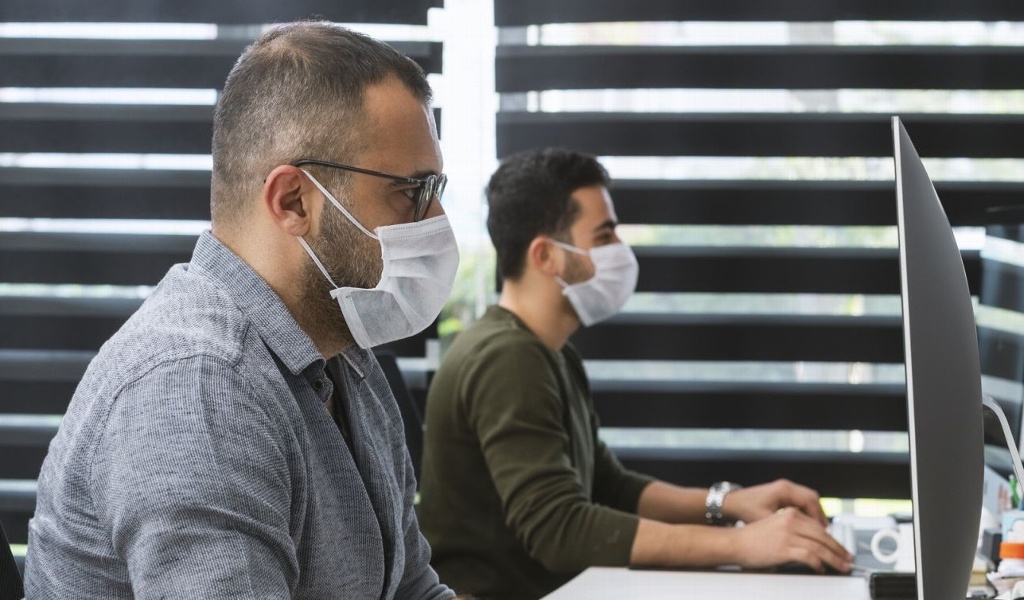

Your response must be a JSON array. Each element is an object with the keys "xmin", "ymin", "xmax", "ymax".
[{"xmin": 543, "ymin": 567, "xmax": 871, "ymax": 599}]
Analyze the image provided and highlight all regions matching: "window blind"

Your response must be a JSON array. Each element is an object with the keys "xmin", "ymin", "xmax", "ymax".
[{"xmin": 493, "ymin": 0, "xmax": 1024, "ymax": 501}]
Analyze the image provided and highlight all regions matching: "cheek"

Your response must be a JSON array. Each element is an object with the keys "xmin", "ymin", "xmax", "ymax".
[
  {"xmin": 343, "ymin": 232, "xmax": 383, "ymax": 289},
  {"xmin": 564, "ymin": 253, "xmax": 595, "ymax": 283}
]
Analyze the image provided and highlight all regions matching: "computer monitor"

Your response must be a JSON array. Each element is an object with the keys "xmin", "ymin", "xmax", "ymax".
[{"xmin": 893, "ymin": 116, "xmax": 985, "ymax": 600}]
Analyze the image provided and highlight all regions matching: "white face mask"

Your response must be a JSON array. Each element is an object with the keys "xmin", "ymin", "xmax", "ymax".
[
  {"xmin": 297, "ymin": 169, "xmax": 460, "ymax": 349},
  {"xmin": 551, "ymin": 240, "xmax": 638, "ymax": 326}
]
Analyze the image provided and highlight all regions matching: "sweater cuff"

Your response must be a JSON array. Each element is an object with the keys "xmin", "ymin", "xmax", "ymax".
[{"xmin": 620, "ymin": 472, "xmax": 656, "ymax": 513}]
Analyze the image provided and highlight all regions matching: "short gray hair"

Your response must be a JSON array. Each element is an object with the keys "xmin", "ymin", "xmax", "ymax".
[{"xmin": 210, "ymin": 21, "xmax": 432, "ymax": 227}]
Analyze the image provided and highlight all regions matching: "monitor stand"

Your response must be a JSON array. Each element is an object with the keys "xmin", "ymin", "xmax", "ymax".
[{"xmin": 982, "ymin": 396, "xmax": 1024, "ymax": 489}]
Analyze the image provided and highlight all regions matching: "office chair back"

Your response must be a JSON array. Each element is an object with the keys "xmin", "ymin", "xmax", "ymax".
[{"xmin": 0, "ymin": 522, "xmax": 23, "ymax": 600}]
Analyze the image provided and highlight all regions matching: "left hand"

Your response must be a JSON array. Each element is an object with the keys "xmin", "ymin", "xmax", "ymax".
[{"xmin": 721, "ymin": 479, "xmax": 828, "ymax": 526}]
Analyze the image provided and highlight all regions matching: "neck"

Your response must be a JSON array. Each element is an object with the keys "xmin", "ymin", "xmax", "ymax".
[
  {"xmin": 292, "ymin": 303, "xmax": 356, "ymax": 360},
  {"xmin": 498, "ymin": 277, "xmax": 579, "ymax": 351}
]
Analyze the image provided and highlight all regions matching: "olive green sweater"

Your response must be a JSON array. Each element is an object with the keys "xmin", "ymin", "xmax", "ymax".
[{"xmin": 419, "ymin": 306, "xmax": 653, "ymax": 600}]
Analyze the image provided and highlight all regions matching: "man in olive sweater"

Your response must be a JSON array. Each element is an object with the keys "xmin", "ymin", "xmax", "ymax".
[{"xmin": 418, "ymin": 148, "xmax": 853, "ymax": 600}]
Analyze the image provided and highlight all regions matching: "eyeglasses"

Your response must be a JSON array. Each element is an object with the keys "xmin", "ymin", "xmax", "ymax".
[{"xmin": 291, "ymin": 158, "xmax": 447, "ymax": 222}]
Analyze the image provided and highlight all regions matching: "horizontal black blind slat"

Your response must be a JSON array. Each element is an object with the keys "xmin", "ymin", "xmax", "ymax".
[
  {"xmin": 0, "ymin": 486, "xmax": 36, "ymax": 513},
  {"xmin": 0, "ymin": 1, "xmax": 436, "ymax": 24},
  {"xmin": 0, "ymin": 297, "xmax": 141, "ymax": 318},
  {"xmin": 497, "ymin": 113, "xmax": 1024, "ymax": 158},
  {"xmin": 0, "ymin": 184, "xmax": 211, "ymax": 220},
  {"xmin": 0, "ymin": 42, "xmax": 441, "ymax": 87},
  {"xmin": 1, "ymin": 55, "xmax": 231, "ymax": 89},
  {"xmin": 0, "ymin": 513, "xmax": 31, "ymax": 546},
  {"xmin": 0, "ymin": 450, "xmax": 48, "ymax": 480},
  {"xmin": 571, "ymin": 317, "xmax": 904, "ymax": 362},
  {"xmin": 1, "ymin": 104, "xmax": 213, "ymax": 121},
  {"xmin": 0, "ymin": 251, "xmax": 188, "ymax": 285},
  {"xmin": 633, "ymin": 247, "xmax": 980, "ymax": 295},
  {"xmin": 618, "ymin": 449, "xmax": 909, "ymax": 499},
  {"xmin": 1, "ymin": 120, "xmax": 212, "ymax": 154},
  {"xmin": 0, "ymin": 232, "xmax": 196, "ymax": 253},
  {"xmin": 0, "ymin": 350, "xmax": 91, "ymax": 380},
  {"xmin": 497, "ymin": 45, "xmax": 1024, "ymax": 92},
  {"xmin": 2, "ymin": 382, "xmax": 85, "ymax": 415},
  {"xmin": 0, "ymin": 421, "xmax": 59, "ymax": 448},
  {"xmin": 593, "ymin": 383, "xmax": 907, "ymax": 431},
  {"xmin": 2, "ymin": 383, "xmax": 76, "ymax": 414},
  {"xmin": 494, "ymin": 0, "xmax": 1024, "ymax": 26},
  {"xmin": 0, "ymin": 37, "xmax": 248, "ymax": 56},
  {"xmin": 0, "ymin": 167, "xmax": 209, "ymax": 187},
  {"xmin": 0, "ymin": 316, "xmax": 134, "ymax": 350},
  {"xmin": 613, "ymin": 180, "xmax": 1024, "ymax": 227}
]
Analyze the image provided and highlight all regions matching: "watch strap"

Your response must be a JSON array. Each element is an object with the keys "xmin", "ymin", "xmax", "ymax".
[{"xmin": 705, "ymin": 481, "xmax": 742, "ymax": 525}]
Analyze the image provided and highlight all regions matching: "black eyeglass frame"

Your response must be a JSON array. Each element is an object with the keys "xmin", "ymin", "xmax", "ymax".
[{"xmin": 291, "ymin": 158, "xmax": 446, "ymax": 222}]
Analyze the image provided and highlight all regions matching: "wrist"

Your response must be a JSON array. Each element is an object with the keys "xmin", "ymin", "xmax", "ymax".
[{"xmin": 705, "ymin": 481, "xmax": 742, "ymax": 526}]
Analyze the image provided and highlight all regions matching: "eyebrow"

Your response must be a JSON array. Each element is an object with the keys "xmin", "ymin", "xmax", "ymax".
[
  {"xmin": 409, "ymin": 169, "xmax": 440, "ymax": 180},
  {"xmin": 594, "ymin": 219, "xmax": 618, "ymax": 233}
]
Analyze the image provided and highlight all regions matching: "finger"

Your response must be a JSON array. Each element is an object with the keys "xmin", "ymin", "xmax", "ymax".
[
  {"xmin": 783, "ymin": 545, "xmax": 826, "ymax": 574},
  {"xmin": 799, "ymin": 520, "xmax": 855, "ymax": 569},
  {"xmin": 799, "ymin": 496, "xmax": 828, "ymax": 527},
  {"xmin": 781, "ymin": 509, "xmax": 854, "ymax": 564},
  {"xmin": 784, "ymin": 483, "xmax": 828, "ymax": 526},
  {"xmin": 784, "ymin": 530, "xmax": 852, "ymax": 574}
]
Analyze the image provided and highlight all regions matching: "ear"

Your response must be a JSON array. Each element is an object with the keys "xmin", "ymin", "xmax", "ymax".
[
  {"xmin": 526, "ymin": 237, "xmax": 562, "ymax": 277},
  {"xmin": 263, "ymin": 165, "xmax": 316, "ymax": 237}
]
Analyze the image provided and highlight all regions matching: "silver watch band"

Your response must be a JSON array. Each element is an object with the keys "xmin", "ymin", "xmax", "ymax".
[{"xmin": 705, "ymin": 481, "xmax": 742, "ymax": 526}]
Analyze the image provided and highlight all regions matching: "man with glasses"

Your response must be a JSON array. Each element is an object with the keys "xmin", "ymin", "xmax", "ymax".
[{"xmin": 26, "ymin": 21, "xmax": 458, "ymax": 599}]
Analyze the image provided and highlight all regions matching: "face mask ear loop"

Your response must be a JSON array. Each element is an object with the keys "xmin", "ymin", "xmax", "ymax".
[
  {"xmin": 548, "ymin": 238, "xmax": 588, "ymax": 256},
  {"xmin": 299, "ymin": 168, "xmax": 379, "ymax": 240},
  {"xmin": 550, "ymin": 238, "xmax": 590, "ymax": 291},
  {"xmin": 297, "ymin": 237, "xmax": 340, "ymax": 289}
]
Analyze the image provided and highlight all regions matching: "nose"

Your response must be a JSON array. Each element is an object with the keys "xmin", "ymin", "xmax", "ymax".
[{"xmin": 423, "ymin": 193, "xmax": 445, "ymax": 219}]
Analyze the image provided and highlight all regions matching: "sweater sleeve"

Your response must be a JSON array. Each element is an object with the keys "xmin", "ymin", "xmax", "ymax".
[
  {"xmin": 563, "ymin": 346, "xmax": 655, "ymax": 513},
  {"xmin": 394, "ymin": 436, "xmax": 455, "ymax": 600},
  {"xmin": 91, "ymin": 356, "xmax": 296, "ymax": 598},
  {"xmin": 462, "ymin": 337, "xmax": 640, "ymax": 573},
  {"xmin": 591, "ymin": 437, "xmax": 655, "ymax": 513}
]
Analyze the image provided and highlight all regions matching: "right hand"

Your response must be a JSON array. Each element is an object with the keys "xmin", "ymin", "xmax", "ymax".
[{"xmin": 727, "ymin": 507, "xmax": 853, "ymax": 573}]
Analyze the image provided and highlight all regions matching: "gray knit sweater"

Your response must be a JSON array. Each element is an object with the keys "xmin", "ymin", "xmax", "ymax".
[{"xmin": 24, "ymin": 231, "xmax": 452, "ymax": 600}]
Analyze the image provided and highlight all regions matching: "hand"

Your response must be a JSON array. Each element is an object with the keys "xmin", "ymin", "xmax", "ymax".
[
  {"xmin": 722, "ymin": 479, "xmax": 828, "ymax": 526},
  {"xmin": 727, "ymin": 507, "xmax": 853, "ymax": 573}
]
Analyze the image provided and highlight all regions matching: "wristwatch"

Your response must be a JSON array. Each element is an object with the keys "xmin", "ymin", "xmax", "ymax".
[{"xmin": 705, "ymin": 481, "xmax": 742, "ymax": 526}]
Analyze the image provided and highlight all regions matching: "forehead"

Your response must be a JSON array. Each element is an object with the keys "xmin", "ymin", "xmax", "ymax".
[
  {"xmin": 569, "ymin": 185, "xmax": 617, "ymax": 229},
  {"xmin": 356, "ymin": 77, "xmax": 441, "ymax": 173}
]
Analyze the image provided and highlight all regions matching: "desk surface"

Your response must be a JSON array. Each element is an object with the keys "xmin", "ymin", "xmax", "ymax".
[{"xmin": 543, "ymin": 567, "xmax": 871, "ymax": 600}]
